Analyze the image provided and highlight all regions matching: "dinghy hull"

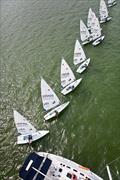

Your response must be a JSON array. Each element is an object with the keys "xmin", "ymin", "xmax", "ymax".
[
  {"xmin": 61, "ymin": 78, "xmax": 82, "ymax": 95},
  {"xmin": 92, "ymin": 35, "xmax": 105, "ymax": 46},
  {"xmin": 76, "ymin": 58, "xmax": 90, "ymax": 74},
  {"xmin": 44, "ymin": 101, "xmax": 70, "ymax": 120},
  {"xmin": 100, "ymin": 17, "xmax": 112, "ymax": 23},
  {"xmin": 17, "ymin": 130, "xmax": 49, "ymax": 144},
  {"xmin": 108, "ymin": 1, "xmax": 116, "ymax": 7},
  {"xmin": 82, "ymin": 40, "xmax": 91, "ymax": 45}
]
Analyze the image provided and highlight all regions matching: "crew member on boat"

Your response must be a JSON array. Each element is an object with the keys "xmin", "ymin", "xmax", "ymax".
[{"xmin": 28, "ymin": 134, "xmax": 33, "ymax": 144}]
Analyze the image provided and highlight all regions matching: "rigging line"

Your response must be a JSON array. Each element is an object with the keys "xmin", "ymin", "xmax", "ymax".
[
  {"xmin": 110, "ymin": 168, "xmax": 120, "ymax": 180},
  {"xmin": 107, "ymin": 156, "xmax": 120, "ymax": 166},
  {"xmin": 100, "ymin": 155, "xmax": 120, "ymax": 174}
]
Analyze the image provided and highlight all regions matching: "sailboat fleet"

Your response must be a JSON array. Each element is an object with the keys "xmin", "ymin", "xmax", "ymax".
[{"xmin": 12, "ymin": 0, "xmax": 117, "ymax": 179}]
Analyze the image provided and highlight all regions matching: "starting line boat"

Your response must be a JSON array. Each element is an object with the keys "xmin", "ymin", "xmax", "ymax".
[
  {"xmin": 99, "ymin": 0, "xmax": 112, "ymax": 23},
  {"xmin": 41, "ymin": 78, "xmax": 70, "ymax": 121},
  {"xmin": 73, "ymin": 39, "xmax": 90, "ymax": 74},
  {"xmin": 14, "ymin": 110, "xmax": 49, "ymax": 144},
  {"xmin": 61, "ymin": 58, "xmax": 82, "ymax": 95},
  {"xmin": 19, "ymin": 152, "xmax": 104, "ymax": 180}
]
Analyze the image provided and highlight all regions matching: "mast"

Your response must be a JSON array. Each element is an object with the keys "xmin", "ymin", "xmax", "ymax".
[
  {"xmin": 106, "ymin": 165, "xmax": 113, "ymax": 180},
  {"xmin": 32, "ymin": 167, "xmax": 52, "ymax": 180}
]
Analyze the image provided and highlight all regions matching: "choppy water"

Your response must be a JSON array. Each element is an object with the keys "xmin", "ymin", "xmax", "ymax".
[{"xmin": 1, "ymin": 0, "xmax": 120, "ymax": 179}]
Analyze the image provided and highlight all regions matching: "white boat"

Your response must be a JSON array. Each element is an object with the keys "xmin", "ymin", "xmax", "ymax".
[
  {"xmin": 80, "ymin": 20, "xmax": 92, "ymax": 45},
  {"xmin": 13, "ymin": 110, "xmax": 49, "ymax": 144},
  {"xmin": 87, "ymin": 8, "xmax": 94, "ymax": 30},
  {"xmin": 108, "ymin": 0, "xmax": 117, "ymax": 7},
  {"xmin": 73, "ymin": 40, "xmax": 87, "ymax": 65},
  {"xmin": 76, "ymin": 58, "xmax": 91, "ymax": 74},
  {"xmin": 99, "ymin": 0, "xmax": 112, "ymax": 23},
  {"xmin": 61, "ymin": 58, "xmax": 82, "ymax": 95},
  {"xmin": 91, "ymin": 16, "xmax": 105, "ymax": 46},
  {"xmin": 19, "ymin": 152, "xmax": 104, "ymax": 180},
  {"xmin": 73, "ymin": 39, "xmax": 90, "ymax": 73},
  {"xmin": 41, "ymin": 78, "xmax": 70, "ymax": 120}
]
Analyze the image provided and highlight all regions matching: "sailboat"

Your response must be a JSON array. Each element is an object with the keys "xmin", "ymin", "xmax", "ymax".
[
  {"xmin": 73, "ymin": 39, "xmax": 90, "ymax": 74},
  {"xmin": 13, "ymin": 110, "xmax": 49, "ymax": 144},
  {"xmin": 80, "ymin": 19, "xmax": 92, "ymax": 45},
  {"xmin": 108, "ymin": 0, "xmax": 117, "ymax": 7},
  {"xmin": 41, "ymin": 78, "xmax": 70, "ymax": 120},
  {"xmin": 91, "ymin": 14, "xmax": 105, "ymax": 46},
  {"xmin": 99, "ymin": 0, "xmax": 112, "ymax": 23},
  {"xmin": 19, "ymin": 151, "xmax": 104, "ymax": 180},
  {"xmin": 61, "ymin": 58, "xmax": 82, "ymax": 95},
  {"xmin": 87, "ymin": 8, "xmax": 94, "ymax": 30}
]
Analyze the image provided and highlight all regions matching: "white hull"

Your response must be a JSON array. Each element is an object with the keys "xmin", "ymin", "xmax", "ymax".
[
  {"xmin": 108, "ymin": 1, "xmax": 116, "ymax": 7},
  {"xmin": 81, "ymin": 38, "xmax": 92, "ymax": 45},
  {"xmin": 100, "ymin": 16, "xmax": 112, "ymax": 23},
  {"xmin": 82, "ymin": 40, "xmax": 90, "ymax": 45},
  {"xmin": 44, "ymin": 101, "xmax": 70, "ymax": 120},
  {"xmin": 76, "ymin": 58, "xmax": 90, "ymax": 74},
  {"xmin": 19, "ymin": 151, "xmax": 104, "ymax": 180},
  {"xmin": 17, "ymin": 130, "xmax": 49, "ymax": 144},
  {"xmin": 61, "ymin": 78, "xmax": 82, "ymax": 95},
  {"xmin": 92, "ymin": 35, "xmax": 105, "ymax": 46}
]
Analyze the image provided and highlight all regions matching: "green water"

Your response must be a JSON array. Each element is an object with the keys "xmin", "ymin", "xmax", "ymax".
[{"xmin": 1, "ymin": 0, "xmax": 120, "ymax": 179}]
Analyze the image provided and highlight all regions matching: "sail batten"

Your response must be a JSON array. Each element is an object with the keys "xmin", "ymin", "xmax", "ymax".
[
  {"xmin": 41, "ymin": 78, "xmax": 60, "ymax": 111},
  {"xmin": 61, "ymin": 58, "xmax": 76, "ymax": 88}
]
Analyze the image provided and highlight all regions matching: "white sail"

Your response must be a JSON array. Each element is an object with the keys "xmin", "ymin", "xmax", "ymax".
[
  {"xmin": 14, "ymin": 110, "xmax": 36, "ymax": 135},
  {"xmin": 73, "ymin": 39, "xmax": 86, "ymax": 65},
  {"xmin": 80, "ymin": 20, "xmax": 91, "ymax": 42},
  {"xmin": 41, "ymin": 78, "xmax": 60, "ymax": 111},
  {"xmin": 99, "ymin": 0, "xmax": 109, "ymax": 20},
  {"xmin": 61, "ymin": 58, "xmax": 76, "ymax": 88},
  {"xmin": 91, "ymin": 17, "xmax": 101, "ymax": 40},
  {"xmin": 87, "ymin": 8, "xmax": 93, "ymax": 29}
]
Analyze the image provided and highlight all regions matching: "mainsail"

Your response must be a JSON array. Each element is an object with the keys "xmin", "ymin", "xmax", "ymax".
[
  {"xmin": 14, "ymin": 110, "xmax": 36, "ymax": 135},
  {"xmin": 91, "ymin": 16, "xmax": 101, "ymax": 40},
  {"xmin": 41, "ymin": 78, "xmax": 60, "ymax": 111},
  {"xmin": 87, "ymin": 8, "xmax": 93, "ymax": 29},
  {"xmin": 61, "ymin": 58, "xmax": 76, "ymax": 88},
  {"xmin": 73, "ymin": 39, "xmax": 86, "ymax": 65},
  {"xmin": 99, "ymin": 0, "xmax": 109, "ymax": 20},
  {"xmin": 80, "ymin": 20, "xmax": 91, "ymax": 42}
]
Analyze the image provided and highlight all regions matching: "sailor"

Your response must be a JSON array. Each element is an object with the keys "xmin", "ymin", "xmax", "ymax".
[
  {"xmin": 71, "ymin": 85, "xmax": 74, "ymax": 90},
  {"xmin": 71, "ymin": 174, "xmax": 77, "ymax": 180},
  {"xmin": 54, "ymin": 110, "xmax": 59, "ymax": 119},
  {"xmin": 28, "ymin": 135, "xmax": 32, "ymax": 144}
]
